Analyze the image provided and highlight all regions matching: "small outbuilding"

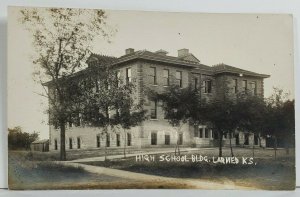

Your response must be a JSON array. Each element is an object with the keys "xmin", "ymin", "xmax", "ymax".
[{"xmin": 31, "ymin": 139, "xmax": 49, "ymax": 152}]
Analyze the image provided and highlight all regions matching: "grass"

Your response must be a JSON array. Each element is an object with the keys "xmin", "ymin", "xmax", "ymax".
[
  {"xmin": 81, "ymin": 148, "xmax": 296, "ymax": 190},
  {"xmin": 8, "ymin": 147, "xmax": 296, "ymax": 190}
]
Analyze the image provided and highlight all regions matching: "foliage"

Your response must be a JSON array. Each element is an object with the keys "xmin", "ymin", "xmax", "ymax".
[
  {"xmin": 150, "ymin": 85, "xmax": 201, "ymax": 127},
  {"xmin": 8, "ymin": 127, "xmax": 39, "ymax": 150},
  {"xmin": 19, "ymin": 7, "xmax": 113, "ymax": 160}
]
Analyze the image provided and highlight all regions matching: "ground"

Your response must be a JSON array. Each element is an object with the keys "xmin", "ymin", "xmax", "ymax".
[{"xmin": 8, "ymin": 147, "xmax": 295, "ymax": 190}]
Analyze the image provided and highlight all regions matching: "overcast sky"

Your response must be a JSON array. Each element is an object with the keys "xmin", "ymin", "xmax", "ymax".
[{"xmin": 8, "ymin": 7, "xmax": 294, "ymax": 139}]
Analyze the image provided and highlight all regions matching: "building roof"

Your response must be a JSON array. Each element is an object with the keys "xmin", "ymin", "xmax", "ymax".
[
  {"xmin": 31, "ymin": 139, "xmax": 49, "ymax": 144},
  {"xmin": 43, "ymin": 49, "xmax": 270, "ymax": 86},
  {"xmin": 212, "ymin": 63, "xmax": 270, "ymax": 78},
  {"xmin": 108, "ymin": 50, "xmax": 213, "ymax": 71}
]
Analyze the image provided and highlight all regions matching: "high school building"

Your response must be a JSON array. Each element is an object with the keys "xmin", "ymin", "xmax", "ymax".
[{"xmin": 48, "ymin": 48, "xmax": 269, "ymax": 151}]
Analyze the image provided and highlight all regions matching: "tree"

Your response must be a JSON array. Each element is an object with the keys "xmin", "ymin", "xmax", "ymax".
[
  {"xmin": 8, "ymin": 127, "xmax": 39, "ymax": 150},
  {"xmin": 149, "ymin": 85, "xmax": 201, "ymax": 155},
  {"xmin": 235, "ymin": 93, "xmax": 267, "ymax": 157},
  {"xmin": 203, "ymin": 99, "xmax": 238, "ymax": 157},
  {"xmin": 264, "ymin": 88, "xmax": 295, "ymax": 159},
  {"xmin": 114, "ymin": 85, "xmax": 147, "ymax": 158},
  {"xmin": 19, "ymin": 8, "xmax": 113, "ymax": 160}
]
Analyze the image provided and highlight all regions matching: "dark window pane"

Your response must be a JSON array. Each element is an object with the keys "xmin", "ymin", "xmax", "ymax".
[
  {"xmin": 77, "ymin": 137, "xmax": 81, "ymax": 149},
  {"xmin": 178, "ymin": 133, "xmax": 183, "ymax": 145},
  {"xmin": 151, "ymin": 132, "xmax": 157, "ymax": 145},
  {"xmin": 127, "ymin": 133, "xmax": 131, "ymax": 146},
  {"xmin": 199, "ymin": 128, "xmax": 203, "ymax": 138},
  {"xmin": 116, "ymin": 134, "xmax": 120, "ymax": 147},
  {"xmin": 165, "ymin": 134, "xmax": 170, "ymax": 145},
  {"xmin": 150, "ymin": 100, "xmax": 157, "ymax": 119},
  {"xmin": 163, "ymin": 69, "xmax": 169, "ymax": 86},
  {"xmin": 69, "ymin": 138, "xmax": 72, "ymax": 149},
  {"xmin": 106, "ymin": 134, "xmax": 110, "ymax": 147}
]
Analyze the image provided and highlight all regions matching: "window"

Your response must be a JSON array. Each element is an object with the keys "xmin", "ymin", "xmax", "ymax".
[
  {"xmin": 250, "ymin": 81, "xmax": 257, "ymax": 95},
  {"xmin": 204, "ymin": 80, "xmax": 212, "ymax": 93},
  {"xmin": 126, "ymin": 68, "xmax": 131, "ymax": 84},
  {"xmin": 205, "ymin": 128, "xmax": 209, "ymax": 138},
  {"xmin": 163, "ymin": 69, "xmax": 170, "ymax": 86},
  {"xmin": 149, "ymin": 67, "xmax": 157, "ymax": 85},
  {"xmin": 165, "ymin": 134, "xmax": 170, "ymax": 145},
  {"xmin": 77, "ymin": 137, "xmax": 81, "ymax": 149},
  {"xmin": 233, "ymin": 79, "xmax": 238, "ymax": 93},
  {"xmin": 69, "ymin": 138, "xmax": 73, "ymax": 149},
  {"xmin": 235, "ymin": 134, "xmax": 240, "ymax": 145},
  {"xmin": 254, "ymin": 134, "xmax": 259, "ymax": 145},
  {"xmin": 194, "ymin": 126, "xmax": 198, "ymax": 137},
  {"xmin": 96, "ymin": 135, "xmax": 100, "ymax": 148},
  {"xmin": 127, "ymin": 133, "xmax": 132, "ymax": 146},
  {"xmin": 176, "ymin": 71, "xmax": 182, "ymax": 87},
  {"xmin": 106, "ymin": 134, "xmax": 110, "ymax": 147},
  {"xmin": 54, "ymin": 139, "xmax": 58, "ymax": 150},
  {"xmin": 116, "ymin": 70, "xmax": 121, "ymax": 87},
  {"xmin": 199, "ymin": 128, "xmax": 203, "ymax": 138},
  {"xmin": 244, "ymin": 133, "xmax": 249, "ymax": 145},
  {"xmin": 242, "ymin": 80, "xmax": 247, "ymax": 92},
  {"xmin": 151, "ymin": 132, "xmax": 157, "ymax": 145},
  {"xmin": 178, "ymin": 133, "xmax": 183, "ymax": 145},
  {"xmin": 150, "ymin": 100, "xmax": 157, "ymax": 119},
  {"xmin": 194, "ymin": 77, "xmax": 198, "ymax": 90},
  {"xmin": 116, "ymin": 134, "xmax": 120, "ymax": 147}
]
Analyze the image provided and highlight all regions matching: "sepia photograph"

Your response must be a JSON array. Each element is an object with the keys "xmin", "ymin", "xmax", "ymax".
[{"xmin": 7, "ymin": 6, "xmax": 295, "ymax": 190}]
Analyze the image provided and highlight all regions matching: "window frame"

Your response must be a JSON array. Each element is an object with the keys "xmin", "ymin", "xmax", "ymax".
[
  {"xmin": 126, "ymin": 67, "xmax": 132, "ymax": 84},
  {"xmin": 150, "ymin": 100, "xmax": 158, "ymax": 119},
  {"xmin": 77, "ymin": 137, "xmax": 81, "ymax": 149},
  {"xmin": 106, "ymin": 133, "xmax": 110, "ymax": 147},
  {"xmin": 233, "ymin": 79, "xmax": 238, "ymax": 93},
  {"xmin": 54, "ymin": 139, "xmax": 58, "ymax": 150},
  {"xmin": 69, "ymin": 138, "xmax": 73, "ymax": 149},
  {"xmin": 242, "ymin": 80, "xmax": 247, "ymax": 92},
  {"xmin": 96, "ymin": 135, "xmax": 100, "ymax": 148},
  {"xmin": 116, "ymin": 134, "xmax": 120, "ymax": 147},
  {"xmin": 176, "ymin": 71, "xmax": 182, "ymax": 87},
  {"xmin": 151, "ymin": 132, "xmax": 157, "ymax": 145},
  {"xmin": 165, "ymin": 134, "xmax": 170, "ymax": 145},
  {"xmin": 204, "ymin": 80, "xmax": 212, "ymax": 93},
  {"xmin": 127, "ymin": 133, "xmax": 132, "ymax": 146},
  {"xmin": 163, "ymin": 69, "xmax": 170, "ymax": 86},
  {"xmin": 149, "ymin": 67, "xmax": 157, "ymax": 85}
]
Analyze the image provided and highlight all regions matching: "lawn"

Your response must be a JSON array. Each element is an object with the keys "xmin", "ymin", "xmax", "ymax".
[
  {"xmin": 80, "ymin": 147, "xmax": 295, "ymax": 190},
  {"xmin": 8, "ymin": 151, "xmax": 192, "ymax": 189}
]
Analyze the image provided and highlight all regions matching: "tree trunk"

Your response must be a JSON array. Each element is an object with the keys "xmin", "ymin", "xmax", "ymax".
[
  {"xmin": 218, "ymin": 130, "xmax": 223, "ymax": 157},
  {"xmin": 274, "ymin": 136, "xmax": 277, "ymax": 160},
  {"xmin": 104, "ymin": 127, "xmax": 108, "ymax": 161},
  {"xmin": 59, "ymin": 120, "xmax": 66, "ymax": 161},
  {"xmin": 229, "ymin": 133, "xmax": 234, "ymax": 157},
  {"xmin": 124, "ymin": 130, "xmax": 127, "ymax": 158}
]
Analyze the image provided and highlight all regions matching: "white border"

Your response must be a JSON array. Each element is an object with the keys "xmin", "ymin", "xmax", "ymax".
[{"xmin": 1, "ymin": 0, "xmax": 299, "ymax": 195}]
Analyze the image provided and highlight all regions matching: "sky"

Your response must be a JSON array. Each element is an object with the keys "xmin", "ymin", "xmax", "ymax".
[{"xmin": 7, "ymin": 7, "xmax": 294, "ymax": 139}]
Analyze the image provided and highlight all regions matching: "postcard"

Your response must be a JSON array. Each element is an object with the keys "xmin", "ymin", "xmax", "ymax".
[{"xmin": 7, "ymin": 6, "xmax": 295, "ymax": 190}]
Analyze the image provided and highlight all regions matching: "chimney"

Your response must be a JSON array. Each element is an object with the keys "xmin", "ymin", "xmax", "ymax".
[
  {"xmin": 155, "ymin": 49, "xmax": 168, "ymax": 56},
  {"xmin": 178, "ymin": 48, "xmax": 189, "ymax": 57},
  {"xmin": 125, "ymin": 48, "xmax": 135, "ymax": 55}
]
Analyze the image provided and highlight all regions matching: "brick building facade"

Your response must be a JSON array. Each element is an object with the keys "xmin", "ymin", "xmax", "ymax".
[{"xmin": 47, "ymin": 48, "xmax": 269, "ymax": 151}]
